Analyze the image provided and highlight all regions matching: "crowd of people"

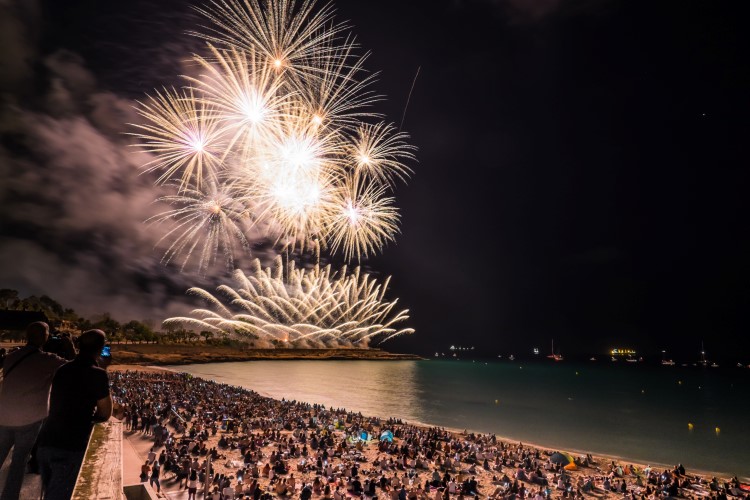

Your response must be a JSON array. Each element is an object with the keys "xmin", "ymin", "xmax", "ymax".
[{"xmin": 112, "ymin": 370, "xmax": 749, "ymax": 500}]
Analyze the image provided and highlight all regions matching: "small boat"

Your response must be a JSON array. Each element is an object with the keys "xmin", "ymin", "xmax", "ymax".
[
  {"xmin": 547, "ymin": 339, "xmax": 563, "ymax": 361},
  {"xmin": 533, "ymin": 347, "xmax": 539, "ymax": 355},
  {"xmin": 508, "ymin": 354, "xmax": 515, "ymax": 361},
  {"xmin": 737, "ymin": 363, "xmax": 744, "ymax": 368},
  {"xmin": 661, "ymin": 359, "xmax": 676, "ymax": 366},
  {"xmin": 626, "ymin": 357, "xmax": 638, "ymax": 363},
  {"xmin": 699, "ymin": 341, "xmax": 708, "ymax": 367},
  {"xmin": 611, "ymin": 356, "xmax": 617, "ymax": 362},
  {"xmin": 710, "ymin": 362, "xmax": 719, "ymax": 368},
  {"xmin": 589, "ymin": 357, "xmax": 597, "ymax": 361}
]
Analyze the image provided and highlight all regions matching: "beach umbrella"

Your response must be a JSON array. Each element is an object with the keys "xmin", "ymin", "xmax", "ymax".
[
  {"xmin": 361, "ymin": 431, "xmax": 368, "ymax": 441},
  {"xmin": 380, "ymin": 430, "xmax": 394, "ymax": 442}
]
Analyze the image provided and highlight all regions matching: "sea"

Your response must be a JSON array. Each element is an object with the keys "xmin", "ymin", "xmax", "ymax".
[{"xmin": 169, "ymin": 359, "xmax": 750, "ymax": 479}]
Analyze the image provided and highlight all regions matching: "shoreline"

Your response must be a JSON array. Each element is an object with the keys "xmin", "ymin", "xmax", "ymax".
[
  {"xmin": 109, "ymin": 343, "xmax": 424, "ymax": 365},
  {"xmin": 111, "ymin": 364, "xmax": 747, "ymax": 483}
]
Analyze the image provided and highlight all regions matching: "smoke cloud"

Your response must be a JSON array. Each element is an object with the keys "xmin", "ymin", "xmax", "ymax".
[{"xmin": 0, "ymin": 2, "xmax": 241, "ymax": 322}]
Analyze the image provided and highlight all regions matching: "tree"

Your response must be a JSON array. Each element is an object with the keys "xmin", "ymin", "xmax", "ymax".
[
  {"xmin": 200, "ymin": 331, "xmax": 214, "ymax": 343},
  {"xmin": 0, "ymin": 289, "xmax": 18, "ymax": 309},
  {"xmin": 122, "ymin": 320, "xmax": 154, "ymax": 344},
  {"xmin": 91, "ymin": 313, "xmax": 121, "ymax": 337},
  {"xmin": 39, "ymin": 295, "xmax": 64, "ymax": 319}
]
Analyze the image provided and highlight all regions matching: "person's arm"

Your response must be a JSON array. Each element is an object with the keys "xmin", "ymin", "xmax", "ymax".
[
  {"xmin": 92, "ymin": 369, "xmax": 112, "ymax": 422},
  {"xmin": 94, "ymin": 395, "xmax": 113, "ymax": 422}
]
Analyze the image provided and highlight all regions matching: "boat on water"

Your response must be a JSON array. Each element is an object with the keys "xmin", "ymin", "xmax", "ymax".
[
  {"xmin": 661, "ymin": 350, "xmax": 675, "ymax": 366},
  {"xmin": 699, "ymin": 342, "xmax": 708, "ymax": 367},
  {"xmin": 626, "ymin": 357, "xmax": 638, "ymax": 363},
  {"xmin": 711, "ymin": 362, "xmax": 719, "ymax": 368},
  {"xmin": 546, "ymin": 339, "xmax": 563, "ymax": 361},
  {"xmin": 508, "ymin": 354, "xmax": 515, "ymax": 361},
  {"xmin": 589, "ymin": 357, "xmax": 597, "ymax": 361}
]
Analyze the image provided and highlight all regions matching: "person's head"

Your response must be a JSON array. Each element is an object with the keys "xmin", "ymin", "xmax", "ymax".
[
  {"xmin": 26, "ymin": 321, "xmax": 49, "ymax": 347},
  {"xmin": 77, "ymin": 329, "xmax": 106, "ymax": 360}
]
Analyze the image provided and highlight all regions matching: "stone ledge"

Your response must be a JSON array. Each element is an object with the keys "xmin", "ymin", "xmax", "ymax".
[{"xmin": 73, "ymin": 420, "xmax": 124, "ymax": 500}]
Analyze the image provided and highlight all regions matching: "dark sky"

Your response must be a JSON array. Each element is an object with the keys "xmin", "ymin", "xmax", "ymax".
[{"xmin": 1, "ymin": 0, "xmax": 748, "ymax": 360}]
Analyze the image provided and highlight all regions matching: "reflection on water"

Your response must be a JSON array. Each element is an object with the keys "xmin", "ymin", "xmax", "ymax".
[
  {"xmin": 174, "ymin": 360, "xmax": 750, "ymax": 479},
  {"xmin": 176, "ymin": 360, "xmax": 421, "ymax": 421}
]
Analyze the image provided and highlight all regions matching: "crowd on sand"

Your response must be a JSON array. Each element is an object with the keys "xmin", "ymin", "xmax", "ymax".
[{"xmin": 111, "ymin": 370, "xmax": 749, "ymax": 500}]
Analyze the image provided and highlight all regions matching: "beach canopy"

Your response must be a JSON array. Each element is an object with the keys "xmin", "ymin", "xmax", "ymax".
[
  {"xmin": 550, "ymin": 452, "xmax": 575, "ymax": 466},
  {"xmin": 380, "ymin": 430, "xmax": 394, "ymax": 442}
]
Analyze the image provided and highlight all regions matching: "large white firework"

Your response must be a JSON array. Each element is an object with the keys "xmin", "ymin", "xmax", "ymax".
[
  {"xmin": 132, "ymin": 0, "xmax": 415, "ymax": 261},
  {"xmin": 164, "ymin": 256, "xmax": 414, "ymax": 346},
  {"xmin": 133, "ymin": 0, "xmax": 417, "ymax": 344}
]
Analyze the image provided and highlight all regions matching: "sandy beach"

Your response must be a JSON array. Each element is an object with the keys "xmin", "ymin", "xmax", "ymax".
[{"xmin": 110, "ymin": 365, "xmax": 748, "ymax": 500}]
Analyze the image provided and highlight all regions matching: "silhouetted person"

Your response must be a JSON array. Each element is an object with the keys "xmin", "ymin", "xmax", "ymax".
[
  {"xmin": 0, "ymin": 322, "xmax": 65, "ymax": 500},
  {"xmin": 42, "ymin": 332, "xmax": 76, "ymax": 361},
  {"xmin": 37, "ymin": 329, "xmax": 112, "ymax": 500}
]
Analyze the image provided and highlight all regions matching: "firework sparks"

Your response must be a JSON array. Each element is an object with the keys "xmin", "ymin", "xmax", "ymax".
[
  {"xmin": 325, "ymin": 173, "xmax": 400, "ymax": 262},
  {"xmin": 164, "ymin": 256, "xmax": 413, "ymax": 346},
  {"xmin": 149, "ymin": 179, "xmax": 251, "ymax": 272},
  {"xmin": 130, "ymin": 87, "xmax": 224, "ymax": 190}
]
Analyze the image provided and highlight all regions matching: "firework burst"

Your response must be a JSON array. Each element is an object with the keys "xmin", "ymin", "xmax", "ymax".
[
  {"xmin": 133, "ymin": 0, "xmax": 417, "ymax": 343},
  {"xmin": 164, "ymin": 256, "xmax": 414, "ymax": 346},
  {"xmin": 133, "ymin": 0, "xmax": 414, "ymax": 260},
  {"xmin": 149, "ymin": 179, "xmax": 251, "ymax": 271}
]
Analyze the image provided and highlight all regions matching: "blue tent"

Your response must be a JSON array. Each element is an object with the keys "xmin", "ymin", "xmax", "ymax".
[{"xmin": 380, "ymin": 430, "xmax": 394, "ymax": 442}]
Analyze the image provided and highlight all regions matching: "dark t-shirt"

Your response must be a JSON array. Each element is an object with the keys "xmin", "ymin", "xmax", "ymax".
[{"xmin": 38, "ymin": 357, "xmax": 110, "ymax": 451}]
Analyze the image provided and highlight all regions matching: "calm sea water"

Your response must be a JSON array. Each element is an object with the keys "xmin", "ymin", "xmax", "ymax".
[{"xmin": 171, "ymin": 359, "xmax": 750, "ymax": 479}]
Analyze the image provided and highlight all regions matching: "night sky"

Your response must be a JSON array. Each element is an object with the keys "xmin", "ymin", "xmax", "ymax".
[{"xmin": 1, "ymin": 0, "xmax": 748, "ymax": 360}]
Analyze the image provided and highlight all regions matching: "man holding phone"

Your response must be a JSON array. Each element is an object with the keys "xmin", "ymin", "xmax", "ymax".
[{"xmin": 37, "ymin": 329, "xmax": 112, "ymax": 500}]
